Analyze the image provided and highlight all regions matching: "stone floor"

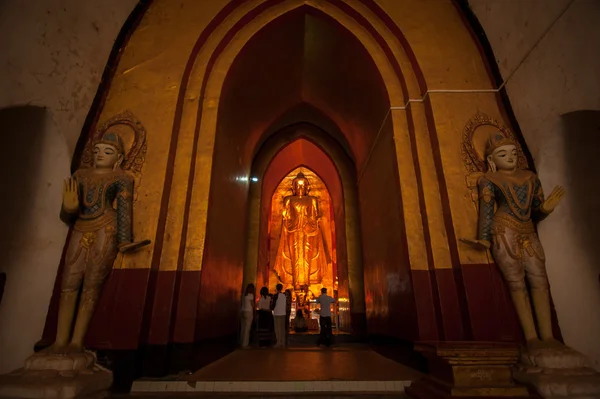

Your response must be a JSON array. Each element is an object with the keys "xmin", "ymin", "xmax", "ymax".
[
  {"xmin": 130, "ymin": 347, "xmax": 421, "ymax": 395},
  {"xmin": 114, "ymin": 395, "xmax": 409, "ymax": 398},
  {"xmin": 185, "ymin": 347, "xmax": 421, "ymax": 381}
]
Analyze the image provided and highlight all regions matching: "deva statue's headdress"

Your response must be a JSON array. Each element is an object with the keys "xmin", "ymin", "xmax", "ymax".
[
  {"xmin": 95, "ymin": 131, "xmax": 125, "ymax": 155},
  {"xmin": 485, "ymin": 132, "xmax": 516, "ymax": 157}
]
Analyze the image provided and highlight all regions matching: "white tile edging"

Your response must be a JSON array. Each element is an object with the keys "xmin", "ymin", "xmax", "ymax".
[{"xmin": 131, "ymin": 380, "xmax": 410, "ymax": 393}]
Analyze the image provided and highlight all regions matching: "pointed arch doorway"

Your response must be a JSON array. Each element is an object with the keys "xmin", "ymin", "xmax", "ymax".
[{"xmin": 245, "ymin": 122, "xmax": 363, "ymax": 333}]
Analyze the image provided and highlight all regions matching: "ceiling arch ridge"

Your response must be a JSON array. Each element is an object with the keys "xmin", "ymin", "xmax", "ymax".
[
  {"xmin": 181, "ymin": 0, "xmax": 420, "ymax": 113},
  {"xmin": 255, "ymin": 102, "xmax": 355, "ymax": 165},
  {"xmin": 266, "ymin": 137, "xmax": 342, "ymax": 192},
  {"xmin": 341, "ymin": 0, "xmax": 423, "ymax": 98},
  {"xmin": 252, "ymin": 122, "xmax": 355, "ymax": 187},
  {"xmin": 183, "ymin": 0, "xmax": 406, "ymax": 110}
]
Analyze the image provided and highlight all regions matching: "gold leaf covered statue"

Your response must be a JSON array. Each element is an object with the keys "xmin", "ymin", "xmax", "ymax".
[
  {"xmin": 273, "ymin": 172, "xmax": 332, "ymax": 291},
  {"xmin": 461, "ymin": 132, "xmax": 565, "ymax": 349}
]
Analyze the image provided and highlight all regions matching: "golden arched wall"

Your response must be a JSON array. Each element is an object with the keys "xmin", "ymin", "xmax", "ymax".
[
  {"xmin": 95, "ymin": 0, "xmax": 505, "ymax": 274},
  {"xmin": 40, "ymin": 0, "xmax": 531, "ymax": 358}
]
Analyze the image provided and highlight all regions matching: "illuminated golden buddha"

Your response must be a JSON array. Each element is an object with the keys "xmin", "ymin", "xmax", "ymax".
[{"xmin": 273, "ymin": 172, "xmax": 332, "ymax": 291}]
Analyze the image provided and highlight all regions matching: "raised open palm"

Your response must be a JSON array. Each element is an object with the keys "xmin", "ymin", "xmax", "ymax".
[
  {"xmin": 541, "ymin": 185, "xmax": 565, "ymax": 213},
  {"xmin": 62, "ymin": 177, "xmax": 79, "ymax": 213}
]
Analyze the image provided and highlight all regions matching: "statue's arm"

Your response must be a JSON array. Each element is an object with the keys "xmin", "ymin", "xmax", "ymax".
[
  {"xmin": 283, "ymin": 197, "xmax": 291, "ymax": 216},
  {"xmin": 477, "ymin": 177, "xmax": 495, "ymax": 243},
  {"xmin": 116, "ymin": 174, "xmax": 134, "ymax": 246},
  {"xmin": 312, "ymin": 197, "xmax": 320, "ymax": 219},
  {"xmin": 531, "ymin": 177, "xmax": 550, "ymax": 222},
  {"xmin": 59, "ymin": 208, "xmax": 77, "ymax": 225}
]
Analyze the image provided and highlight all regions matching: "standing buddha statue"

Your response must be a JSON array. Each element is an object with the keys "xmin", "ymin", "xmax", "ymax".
[
  {"xmin": 461, "ymin": 132, "xmax": 565, "ymax": 349},
  {"xmin": 273, "ymin": 172, "xmax": 332, "ymax": 291}
]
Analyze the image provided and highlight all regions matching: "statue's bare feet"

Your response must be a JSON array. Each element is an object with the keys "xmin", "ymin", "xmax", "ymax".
[
  {"xmin": 526, "ymin": 338, "xmax": 544, "ymax": 350},
  {"xmin": 541, "ymin": 338, "xmax": 563, "ymax": 349},
  {"xmin": 66, "ymin": 343, "xmax": 84, "ymax": 354},
  {"xmin": 44, "ymin": 343, "xmax": 70, "ymax": 355}
]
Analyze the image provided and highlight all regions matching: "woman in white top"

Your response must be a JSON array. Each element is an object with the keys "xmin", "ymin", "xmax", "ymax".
[{"xmin": 240, "ymin": 283, "xmax": 255, "ymax": 348}]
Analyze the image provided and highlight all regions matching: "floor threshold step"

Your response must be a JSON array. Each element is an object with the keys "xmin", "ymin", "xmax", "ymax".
[{"xmin": 132, "ymin": 380, "xmax": 410, "ymax": 393}]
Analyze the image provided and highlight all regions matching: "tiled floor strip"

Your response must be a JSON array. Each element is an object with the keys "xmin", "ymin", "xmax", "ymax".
[{"xmin": 132, "ymin": 380, "xmax": 410, "ymax": 393}]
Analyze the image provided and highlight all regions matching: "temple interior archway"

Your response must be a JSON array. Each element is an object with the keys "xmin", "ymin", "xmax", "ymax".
[
  {"xmin": 201, "ymin": 5, "xmax": 402, "ymax": 341},
  {"xmin": 2, "ymin": 0, "xmax": 600, "ymax": 394}
]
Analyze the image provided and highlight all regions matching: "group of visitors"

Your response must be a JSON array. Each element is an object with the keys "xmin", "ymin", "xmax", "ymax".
[{"xmin": 239, "ymin": 283, "xmax": 336, "ymax": 349}]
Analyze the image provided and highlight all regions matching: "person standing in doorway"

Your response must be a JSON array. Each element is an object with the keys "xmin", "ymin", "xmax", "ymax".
[
  {"xmin": 316, "ymin": 287, "xmax": 336, "ymax": 347},
  {"xmin": 257, "ymin": 287, "xmax": 274, "ymax": 347},
  {"xmin": 284, "ymin": 289, "xmax": 292, "ymax": 346},
  {"xmin": 240, "ymin": 283, "xmax": 255, "ymax": 348},
  {"xmin": 272, "ymin": 283, "xmax": 287, "ymax": 348}
]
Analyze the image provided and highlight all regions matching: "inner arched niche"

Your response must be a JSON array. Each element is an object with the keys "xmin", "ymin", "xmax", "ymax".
[
  {"xmin": 267, "ymin": 166, "xmax": 337, "ymax": 297},
  {"xmin": 200, "ymin": 4, "xmax": 401, "ymax": 338},
  {"xmin": 247, "ymin": 122, "xmax": 359, "ymax": 333},
  {"xmin": 255, "ymin": 135, "xmax": 352, "ymax": 332}
]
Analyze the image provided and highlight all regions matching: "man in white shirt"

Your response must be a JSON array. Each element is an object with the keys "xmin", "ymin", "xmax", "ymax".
[
  {"xmin": 272, "ymin": 283, "xmax": 287, "ymax": 348},
  {"xmin": 316, "ymin": 287, "xmax": 336, "ymax": 347}
]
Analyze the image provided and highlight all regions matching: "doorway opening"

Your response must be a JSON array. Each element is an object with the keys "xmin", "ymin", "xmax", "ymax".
[
  {"xmin": 266, "ymin": 167, "xmax": 337, "ymax": 331},
  {"xmin": 246, "ymin": 122, "xmax": 360, "ymax": 334}
]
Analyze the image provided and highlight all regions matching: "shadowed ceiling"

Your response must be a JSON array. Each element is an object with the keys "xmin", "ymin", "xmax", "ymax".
[{"xmin": 217, "ymin": 6, "xmax": 390, "ymax": 171}]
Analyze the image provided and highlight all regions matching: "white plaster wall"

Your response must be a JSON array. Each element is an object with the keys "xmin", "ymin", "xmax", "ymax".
[
  {"xmin": 0, "ymin": 0, "xmax": 138, "ymax": 374},
  {"xmin": 470, "ymin": 0, "xmax": 600, "ymax": 368}
]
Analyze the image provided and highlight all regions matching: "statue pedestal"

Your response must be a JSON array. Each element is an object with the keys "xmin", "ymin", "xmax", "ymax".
[
  {"xmin": 513, "ymin": 345, "xmax": 600, "ymax": 398},
  {"xmin": 405, "ymin": 341, "xmax": 536, "ymax": 398},
  {"xmin": 0, "ymin": 351, "xmax": 112, "ymax": 399}
]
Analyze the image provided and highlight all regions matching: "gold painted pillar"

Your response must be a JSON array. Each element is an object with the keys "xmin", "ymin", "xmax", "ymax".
[
  {"xmin": 243, "ymin": 181, "xmax": 261, "ymax": 288},
  {"xmin": 407, "ymin": 102, "xmax": 453, "ymax": 270},
  {"xmin": 341, "ymin": 171, "xmax": 365, "ymax": 319},
  {"xmin": 390, "ymin": 109, "xmax": 429, "ymax": 272}
]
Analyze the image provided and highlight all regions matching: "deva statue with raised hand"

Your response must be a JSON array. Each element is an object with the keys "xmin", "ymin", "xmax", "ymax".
[
  {"xmin": 46, "ymin": 131, "xmax": 147, "ymax": 355},
  {"xmin": 461, "ymin": 132, "xmax": 565, "ymax": 349}
]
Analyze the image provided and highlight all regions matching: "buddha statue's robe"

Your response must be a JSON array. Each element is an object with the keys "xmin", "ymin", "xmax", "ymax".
[{"xmin": 273, "ymin": 194, "xmax": 331, "ymax": 289}]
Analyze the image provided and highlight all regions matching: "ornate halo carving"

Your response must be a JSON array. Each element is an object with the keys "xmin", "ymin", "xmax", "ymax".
[
  {"xmin": 461, "ymin": 113, "xmax": 528, "ymax": 209},
  {"xmin": 80, "ymin": 110, "xmax": 147, "ymax": 177},
  {"xmin": 461, "ymin": 112, "xmax": 528, "ymax": 174}
]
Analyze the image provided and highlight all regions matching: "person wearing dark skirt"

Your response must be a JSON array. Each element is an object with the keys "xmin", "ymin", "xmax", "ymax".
[
  {"xmin": 316, "ymin": 287, "xmax": 336, "ymax": 347},
  {"xmin": 256, "ymin": 287, "xmax": 274, "ymax": 347},
  {"xmin": 284, "ymin": 289, "xmax": 292, "ymax": 346}
]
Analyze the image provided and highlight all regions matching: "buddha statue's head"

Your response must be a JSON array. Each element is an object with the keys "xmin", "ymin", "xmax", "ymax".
[
  {"xmin": 94, "ymin": 132, "xmax": 125, "ymax": 170},
  {"xmin": 485, "ymin": 132, "xmax": 517, "ymax": 173},
  {"xmin": 291, "ymin": 172, "xmax": 310, "ymax": 197}
]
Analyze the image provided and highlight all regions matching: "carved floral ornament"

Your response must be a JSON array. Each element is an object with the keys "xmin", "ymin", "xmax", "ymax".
[{"xmin": 461, "ymin": 113, "xmax": 528, "ymax": 207}]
